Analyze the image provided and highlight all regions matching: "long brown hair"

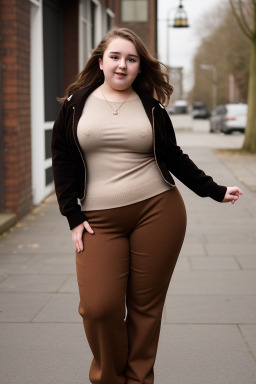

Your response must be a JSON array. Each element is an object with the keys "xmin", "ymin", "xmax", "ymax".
[{"xmin": 61, "ymin": 27, "xmax": 173, "ymax": 106}]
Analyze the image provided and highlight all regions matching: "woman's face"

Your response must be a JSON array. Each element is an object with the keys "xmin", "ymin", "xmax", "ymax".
[{"xmin": 99, "ymin": 37, "xmax": 141, "ymax": 92}]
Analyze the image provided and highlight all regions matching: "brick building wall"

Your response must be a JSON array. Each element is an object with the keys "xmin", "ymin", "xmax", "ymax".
[
  {"xmin": 115, "ymin": 0, "xmax": 157, "ymax": 57},
  {"xmin": 0, "ymin": 0, "xmax": 32, "ymax": 217},
  {"xmin": 0, "ymin": 0, "xmax": 155, "ymax": 220}
]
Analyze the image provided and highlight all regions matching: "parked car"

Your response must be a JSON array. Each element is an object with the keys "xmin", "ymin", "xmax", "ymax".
[
  {"xmin": 192, "ymin": 102, "xmax": 210, "ymax": 119},
  {"xmin": 169, "ymin": 100, "xmax": 188, "ymax": 114},
  {"xmin": 210, "ymin": 103, "xmax": 247, "ymax": 134}
]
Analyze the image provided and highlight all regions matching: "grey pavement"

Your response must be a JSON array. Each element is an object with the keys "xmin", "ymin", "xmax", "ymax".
[{"xmin": 1, "ymin": 119, "xmax": 256, "ymax": 384}]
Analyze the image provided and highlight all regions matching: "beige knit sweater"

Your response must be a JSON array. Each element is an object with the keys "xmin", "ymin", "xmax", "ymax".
[{"xmin": 77, "ymin": 93, "xmax": 171, "ymax": 211}]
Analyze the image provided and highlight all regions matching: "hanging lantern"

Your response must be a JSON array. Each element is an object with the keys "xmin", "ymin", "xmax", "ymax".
[{"xmin": 173, "ymin": 0, "xmax": 189, "ymax": 28}]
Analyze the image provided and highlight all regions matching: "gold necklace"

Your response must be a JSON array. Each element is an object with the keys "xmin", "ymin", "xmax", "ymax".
[{"xmin": 101, "ymin": 88, "xmax": 132, "ymax": 115}]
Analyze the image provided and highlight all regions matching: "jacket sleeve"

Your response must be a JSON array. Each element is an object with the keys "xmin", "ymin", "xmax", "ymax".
[
  {"xmin": 160, "ymin": 108, "xmax": 227, "ymax": 202},
  {"xmin": 51, "ymin": 101, "xmax": 88, "ymax": 229}
]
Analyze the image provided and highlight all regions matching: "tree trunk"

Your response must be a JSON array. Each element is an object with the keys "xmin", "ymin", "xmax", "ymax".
[{"xmin": 242, "ymin": 39, "xmax": 256, "ymax": 152}]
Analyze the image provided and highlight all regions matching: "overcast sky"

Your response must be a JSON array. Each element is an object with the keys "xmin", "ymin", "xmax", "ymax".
[{"xmin": 157, "ymin": 0, "xmax": 223, "ymax": 92}]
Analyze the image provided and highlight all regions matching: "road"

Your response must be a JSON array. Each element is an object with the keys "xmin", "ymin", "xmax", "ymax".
[{"xmin": 171, "ymin": 114, "xmax": 244, "ymax": 149}]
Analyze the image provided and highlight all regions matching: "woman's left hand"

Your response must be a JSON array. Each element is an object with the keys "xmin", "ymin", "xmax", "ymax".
[{"xmin": 222, "ymin": 186, "xmax": 243, "ymax": 204}]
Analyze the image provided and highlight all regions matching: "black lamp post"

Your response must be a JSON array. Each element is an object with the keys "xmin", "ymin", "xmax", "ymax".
[
  {"xmin": 166, "ymin": 0, "xmax": 189, "ymax": 67},
  {"xmin": 173, "ymin": 0, "xmax": 189, "ymax": 28}
]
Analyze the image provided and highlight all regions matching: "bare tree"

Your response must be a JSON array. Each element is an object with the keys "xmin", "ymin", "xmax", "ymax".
[
  {"xmin": 191, "ymin": 3, "xmax": 250, "ymax": 110},
  {"xmin": 229, "ymin": 0, "xmax": 256, "ymax": 152}
]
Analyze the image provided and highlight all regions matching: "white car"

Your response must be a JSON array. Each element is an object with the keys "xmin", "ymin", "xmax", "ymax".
[
  {"xmin": 210, "ymin": 104, "xmax": 247, "ymax": 134},
  {"xmin": 169, "ymin": 100, "xmax": 188, "ymax": 115}
]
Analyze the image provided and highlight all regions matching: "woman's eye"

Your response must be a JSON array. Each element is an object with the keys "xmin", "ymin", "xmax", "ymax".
[
  {"xmin": 110, "ymin": 56, "xmax": 118, "ymax": 60},
  {"xmin": 128, "ymin": 58, "xmax": 136, "ymax": 62}
]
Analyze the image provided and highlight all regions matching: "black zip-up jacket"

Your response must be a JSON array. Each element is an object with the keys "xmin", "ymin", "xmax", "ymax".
[{"xmin": 51, "ymin": 83, "xmax": 227, "ymax": 230}]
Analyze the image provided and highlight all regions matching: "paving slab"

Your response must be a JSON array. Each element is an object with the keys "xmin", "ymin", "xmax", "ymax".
[
  {"xmin": 174, "ymin": 256, "xmax": 191, "ymax": 271},
  {"xmin": 168, "ymin": 270, "xmax": 256, "ymax": 295},
  {"xmin": 0, "ymin": 253, "xmax": 33, "ymax": 264},
  {"xmin": 203, "ymin": 233, "xmax": 255, "ymax": 243},
  {"xmin": 0, "ymin": 242, "xmax": 74, "ymax": 254},
  {"xmin": 185, "ymin": 203, "xmax": 251, "ymax": 221},
  {"xmin": 58, "ymin": 275, "xmax": 79, "ymax": 293},
  {"xmin": 179, "ymin": 233, "xmax": 206, "ymax": 243},
  {"xmin": 185, "ymin": 223, "xmax": 255, "ymax": 238},
  {"xmin": 205, "ymin": 243, "xmax": 256, "ymax": 256},
  {"xmin": 155, "ymin": 324, "xmax": 256, "ymax": 384},
  {"xmin": 25, "ymin": 253, "xmax": 75, "ymax": 266},
  {"xmin": 216, "ymin": 150, "xmax": 256, "ymax": 192},
  {"xmin": 239, "ymin": 325, "xmax": 256, "ymax": 360},
  {"xmin": 1, "ymin": 261, "xmax": 77, "ymax": 275},
  {"xmin": 0, "ymin": 293, "xmax": 51, "ymax": 322},
  {"xmin": 32, "ymin": 293, "xmax": 81, "ymax": 323},
  {"xmin": 0, "ymin": 274, "xmax": 69, "ymax": 293},
  {"xmin": 235, "ymin": 255, "xmax": 256, "ymax": 270},
  {"xmin": 0, "ymin": 323, "xmax": 91, "ymax": 384},
  {"xmin": 178, "ymin": 243, "xmax": 206, "ymax": 257},
  {"xmin": 190, "ymin": 256, "xmax": 240, "ymax": 270},
  {"xmin": 0, "ymin": 272, "xmax": 7, "ymax": 283},
  {"xmin": 164, "ymin": 295, "xmax": 256, "ymax": 324}
]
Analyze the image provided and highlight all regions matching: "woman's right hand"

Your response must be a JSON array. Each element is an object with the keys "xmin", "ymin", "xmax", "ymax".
[{"xmin": 71, "ymin": 221, "xmax": 94, "ymax": 253}]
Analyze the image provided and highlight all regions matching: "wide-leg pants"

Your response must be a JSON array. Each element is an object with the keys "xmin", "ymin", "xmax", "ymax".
[{"xmin": 76, "ymin": 188, "xmax": 187, "ymax": 384}]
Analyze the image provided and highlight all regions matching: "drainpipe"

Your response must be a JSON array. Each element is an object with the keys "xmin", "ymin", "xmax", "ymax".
[{"xmin": 0, "ymin": 61, "xmax": 4, "ymax": 211}]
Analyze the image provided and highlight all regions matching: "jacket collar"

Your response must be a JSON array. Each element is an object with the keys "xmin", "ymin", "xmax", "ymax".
[
  {"xmin": 66, "ymin": 81, "xmax": 103, "ymax": 107},
  {"xmin": 66, "ymin": 82, "xmax": 161, "ymax": 111}
]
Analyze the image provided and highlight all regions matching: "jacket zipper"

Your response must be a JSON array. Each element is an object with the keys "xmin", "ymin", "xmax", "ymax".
[
  {"xmin": 72, "ymin": 106, "xmax": 86, "ymax": 200},
  {"xmin": 152, "ymin": 107, "xmax": 175, "ymax": 187}
]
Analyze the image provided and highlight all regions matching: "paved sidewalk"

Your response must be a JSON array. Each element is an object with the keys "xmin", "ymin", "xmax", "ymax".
[{"xmin": 0, "ymin": 131, "xmax": 256, "ymax": 384}]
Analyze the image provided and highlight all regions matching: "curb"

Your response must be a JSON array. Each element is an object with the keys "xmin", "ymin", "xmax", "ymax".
[{"xmin": 0, "ymin": 213, "xmax": 17, "ymax": 235}]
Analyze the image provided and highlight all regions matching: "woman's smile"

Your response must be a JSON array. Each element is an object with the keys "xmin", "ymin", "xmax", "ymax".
[{"xmin": 115, "ymin": 72, "xmax": 127, "ymax": 78}]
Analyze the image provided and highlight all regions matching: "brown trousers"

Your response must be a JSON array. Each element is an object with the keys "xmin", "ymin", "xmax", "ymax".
[{"xmin": 76, "ymin": 188, "xmax": 187, "ymax": 384}]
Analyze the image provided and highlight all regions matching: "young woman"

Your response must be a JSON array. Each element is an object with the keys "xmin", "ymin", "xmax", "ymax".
[{"xmin": 51, "ymin": 27, "xmax": 243, "ymax": 384}]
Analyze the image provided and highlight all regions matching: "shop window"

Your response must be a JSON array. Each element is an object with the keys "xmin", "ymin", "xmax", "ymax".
[
  {"xmin": 91, "ymin": 1, "xmax": 96, "ymax": 48},
  {"xmin": 29, "ymin": 0, "xmax": 41, "ymax": 5},
  {"xmin": 79, "ymin": 0, "xmax": 101, "ymax": 70},
  {"xmin": 44, "ymin": 129, "xmax": 52, "ymax": 160},
  {"xmin": 43, "ymin": 0, "xmax": 63, "ymax": 122},
  {"xmin": 45, "ymin": 166, "xmax": 54, "ymax": 186},
  {"xmin": 121, "ymin": 0, "xmax": 148, "ymax": 22},
  {"xmin": 106, "ymin": 8, "xmax": 115, "ymax": 30}
]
